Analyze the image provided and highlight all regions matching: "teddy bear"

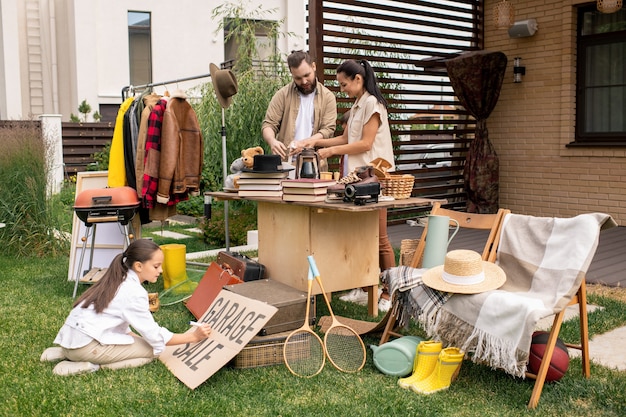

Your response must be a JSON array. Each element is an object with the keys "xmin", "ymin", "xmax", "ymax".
[
  {"xmin": 241, "ymin": 146, "xmax": 264, "ymax": 169},
  {"xmin": 224, "ymin": 146, "xmax": 264, "ymax": 190}
]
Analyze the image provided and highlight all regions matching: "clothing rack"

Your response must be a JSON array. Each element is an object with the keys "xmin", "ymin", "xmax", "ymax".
[
  {"xmin": 119, "ymin": 68, "xmax": 234, "ymax": 250},
  {"xmin": 121, "ymin": 72, "xmax": 212, "ymax": 100}
]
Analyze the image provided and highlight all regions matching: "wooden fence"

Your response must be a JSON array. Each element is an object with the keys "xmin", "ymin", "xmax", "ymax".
[{"xmin": 61, "ymin": 122, "xmax": 114, "ymax": 175}]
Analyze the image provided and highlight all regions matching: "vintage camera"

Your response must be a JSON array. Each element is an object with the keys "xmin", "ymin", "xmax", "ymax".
[{"xmin": 343, "ymin": 182, "xmax": 380, "ymax": 205}]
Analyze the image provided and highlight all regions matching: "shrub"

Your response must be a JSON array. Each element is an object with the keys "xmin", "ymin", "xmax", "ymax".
[
  {"xmin": 0, "ymin": 124, "xmax": 70, "ymax": 257},
  {"xmin": 199, "ymin": 200, "xmax": 257, "ymax": 247},
  {"xmin": 191, "ymin": 56, "xmax": 290, "ymax": 236},
  {"xmin": 175, "ymin": 194, "xmax": 205, "ymax": 218},
  {"xmin": 88, "ymin": 141, "xmax": 111, "ymax": 171},
  {"xmin": 192, "ymin": 69, "xmax": 290, "ymax": 192}
]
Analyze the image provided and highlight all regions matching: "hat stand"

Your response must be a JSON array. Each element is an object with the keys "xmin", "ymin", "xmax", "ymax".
[
  {"xmin": 210, "ymin": 64, "xmax": 238, "ymax": 251},
  {"xmin": 220, "ymin": 107, "xmax": 231, "ymax": 250}
]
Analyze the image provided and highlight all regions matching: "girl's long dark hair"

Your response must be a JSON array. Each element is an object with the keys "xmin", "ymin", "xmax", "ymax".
[
  {"xmin": 74, "ymin": 239, "xmax": 161, "ymax": 313},
  {"xmin": 336, "ymin": 59, "xmax": 387, "ymax": 107}
]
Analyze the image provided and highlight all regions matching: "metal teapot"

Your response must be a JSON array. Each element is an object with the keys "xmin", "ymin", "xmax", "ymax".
[{"xmin": 295, "ymin": 147, "xmax": 320, "ymax": 179}]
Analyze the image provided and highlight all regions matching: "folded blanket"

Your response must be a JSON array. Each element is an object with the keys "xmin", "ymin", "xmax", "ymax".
[
  {"xmin": 381, "ymin": 266, "xmax": 451, "ymax": 331},
  {"xmin": 432, "ymin": 212, "xmax": 616, "ymax": 378}
]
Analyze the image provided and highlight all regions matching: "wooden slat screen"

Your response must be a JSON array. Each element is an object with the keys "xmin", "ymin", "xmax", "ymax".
[
  {"xmin": 309, "ymin": 0, "xmax": 484, "ymax": 221},
  {"xmin": 61, "ymin": 122, "xmax": 114, "ymax": 175}
]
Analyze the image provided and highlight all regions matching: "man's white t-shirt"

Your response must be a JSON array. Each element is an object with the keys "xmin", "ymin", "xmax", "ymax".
[{"xmin": 293, "ymin": 91, "xmax": 315, "ymax": 142}]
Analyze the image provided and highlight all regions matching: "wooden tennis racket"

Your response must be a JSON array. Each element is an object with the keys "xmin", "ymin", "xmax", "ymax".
[
  {"xmin": 307, "ymin": 255, "xmax": 366, "ymax": 373},
  {"xmin": 283, "ymin": 267, "xmax": 325, "ymax": 377}
]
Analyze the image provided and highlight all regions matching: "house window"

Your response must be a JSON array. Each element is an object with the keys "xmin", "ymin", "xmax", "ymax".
[
  {"xmin": 574, "ymin": 6, "xmax": 626, "ymax": 146},
  {"xmin": 223, "ymin": 18, "xmax": 278, "ymax": 74},
  {"xmin": 128, "ymin": 11, "xmax": 152, "ymax": 87}
]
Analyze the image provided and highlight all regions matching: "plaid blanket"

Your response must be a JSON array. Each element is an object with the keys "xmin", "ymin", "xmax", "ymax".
[
  {"xmin": 432, "ymin": 212, "xmax": 616, "ymax": 378},
  {"xmin": 381, "ymin": 266, "xmax": 451, "ymax": 331}
]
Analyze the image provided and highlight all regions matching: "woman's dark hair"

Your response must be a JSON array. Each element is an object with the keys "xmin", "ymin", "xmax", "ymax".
[
  {"xmin": 336, "ymin": 59, "xmax": 387, "ymax": 107},
  {"xmin": 74, "ymin": 239, "xmax": 162, "ymax": 313}
]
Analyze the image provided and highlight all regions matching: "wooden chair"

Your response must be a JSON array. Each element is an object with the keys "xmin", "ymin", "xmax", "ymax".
[
  {"xmin": 379, "ymin": 202, "xmax": 509, "ymax": 344},
  {"xmin": 381, "ymin": 208, "xmax": 599, "ymax": 410},
  {"xmin": 525, "ymin": 279, "xmax": 590, "ymax": 409},
  {"xmin": 464, "ymin": 213, "xmax": 601, "ymax": 409}
]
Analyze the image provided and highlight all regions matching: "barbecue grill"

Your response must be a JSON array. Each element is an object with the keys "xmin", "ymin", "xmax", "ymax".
[
  {"xmin": 72, "ymin": 186, "xmax": 140, "ymax": 297},
  {"xmin": 74, "ymin": 186, "xmax": 140, "ymax": 225}
]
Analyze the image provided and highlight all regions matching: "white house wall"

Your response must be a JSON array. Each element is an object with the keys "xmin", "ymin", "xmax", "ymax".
[
  {"xmin": 0, "ymin": 0, "xmax": 24, "ymax": 119},
  {"xmin": 0, "ymin": 0, "xmax": 306, "ymax": 121}
]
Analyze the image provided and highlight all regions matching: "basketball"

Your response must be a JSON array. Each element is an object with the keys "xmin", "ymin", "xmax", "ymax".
[{"xmin": 527, "ymin": 331, "xmax": 570, "ymax": 382}]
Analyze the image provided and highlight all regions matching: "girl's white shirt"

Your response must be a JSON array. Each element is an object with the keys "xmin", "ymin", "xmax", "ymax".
[{"xmin": 54, "ymin": 269, "xmax": 173, "ymax": 355}]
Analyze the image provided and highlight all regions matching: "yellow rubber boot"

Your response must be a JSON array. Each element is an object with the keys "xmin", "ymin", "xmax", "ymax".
[
  {"xmin": 397, "ymin": 340, "xmax": 442, "ymax": 389},
  {"xmin": 160, "ymin": 244, "xmax": 189, "ymax": 291},
  {"xmin": 410, "ymin": 347, "xmax": 464, "ymax": 394}
]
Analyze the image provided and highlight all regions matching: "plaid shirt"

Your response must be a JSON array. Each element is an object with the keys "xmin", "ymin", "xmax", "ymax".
[
  {"xmin": 141, "ymin": 99, "xmax": 188, "ymax": 209},
  {"xmin": 141, "ymin": 99, "xmax": 167, "ymax": 209}
]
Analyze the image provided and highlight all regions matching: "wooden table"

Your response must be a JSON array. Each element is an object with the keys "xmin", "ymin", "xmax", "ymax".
[{"xmin": 208, "ymin": 192, "xmax": 440, "ymax": 316}]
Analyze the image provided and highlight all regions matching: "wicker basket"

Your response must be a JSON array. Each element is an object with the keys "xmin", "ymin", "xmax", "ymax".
[
  {"xmin": 399, "ymin": 239, "xmax": 420, "ymax": 266},
  {"xmin": 231, "ymin": 330, "xmax": 299, "ymax": 369},
  {"xmin": 380, "ymin": 174, "xmax": 415, "ymax": 199}
]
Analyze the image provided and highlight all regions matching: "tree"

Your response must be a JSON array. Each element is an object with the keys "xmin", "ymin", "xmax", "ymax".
[{"xmin": 78, "ymin": 99, "xmax": 92, "ymax": 122}]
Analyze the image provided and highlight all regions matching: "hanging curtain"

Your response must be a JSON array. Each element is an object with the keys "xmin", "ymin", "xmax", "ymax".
[{"xmin": 446, "ymin": 51, "xmax": 507, "ymax": 213}]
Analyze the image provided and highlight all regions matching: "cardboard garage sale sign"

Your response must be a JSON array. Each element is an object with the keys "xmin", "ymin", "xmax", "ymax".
[{"xmin": 159, "ymin": 290, "xmax": 277, "ymax": 389}]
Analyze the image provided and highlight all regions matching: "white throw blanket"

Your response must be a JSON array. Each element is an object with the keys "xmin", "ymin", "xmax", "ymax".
[{"xmin": 430, "ymin": 212, "xmax": 616, "ymax": 378}]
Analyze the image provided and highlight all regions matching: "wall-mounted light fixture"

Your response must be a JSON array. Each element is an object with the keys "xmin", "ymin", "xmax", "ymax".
[
  {"xmin": 513, "ymin": 57, "xmax": 525, "ymax": 83},
  {"xmin": 494, "ymin": 0, "xmax": 515, "ymax": 29},
  {"xmin": 508, "ymin": 19, "xmax": 538, "ymax": 38},
  {"xmin": 597, "ymin": 0, "xmax": 623, "ymax": 14}
]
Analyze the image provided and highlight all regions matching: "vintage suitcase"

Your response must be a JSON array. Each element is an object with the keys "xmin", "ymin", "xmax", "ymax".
[
  {"xmin": 186, "ymin": 262, "xmax": 243, "ymax": 319},
  {"xmin": 224, "ymin": 279, "xmax": 315, "ymax": 336},
  {"xmin": 216, "ymin": 251, "xmax": 266, "ymax": 282}
]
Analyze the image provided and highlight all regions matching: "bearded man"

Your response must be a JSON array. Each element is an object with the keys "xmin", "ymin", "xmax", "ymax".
[{"xmin": 262, "ymin": 50, "xmax": 337, "ymax": 163}]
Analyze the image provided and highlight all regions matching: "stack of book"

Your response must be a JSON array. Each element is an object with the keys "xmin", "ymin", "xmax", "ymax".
[
  {"xmin": 281, "ymin": 178, "xmax": 337, "ymax": 202},
  {"xmin": 237, "ymin": 171, "xmax": 290, "ymax": 198}
]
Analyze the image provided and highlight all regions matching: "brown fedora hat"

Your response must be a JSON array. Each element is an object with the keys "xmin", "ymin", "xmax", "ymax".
[{"xmin": 210, "ymin": 63, "xmax": 238, "ymax": 109}]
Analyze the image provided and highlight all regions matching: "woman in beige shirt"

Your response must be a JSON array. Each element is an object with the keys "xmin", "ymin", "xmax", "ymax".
[{"xmin": 295, "ymin": 59, "xmax": 396, "ymax": 312}]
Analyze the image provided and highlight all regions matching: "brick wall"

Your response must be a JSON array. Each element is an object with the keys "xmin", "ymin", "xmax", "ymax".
[{"xmin": 485, "ymin": 0, "xmax": 625, "ymax": 224}]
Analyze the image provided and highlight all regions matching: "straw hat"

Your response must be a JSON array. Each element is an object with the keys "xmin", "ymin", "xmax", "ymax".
[
  {"xmin": 210, "ymin": 63, "xmax": 238, "ymax": 109},
  {"xmin": 422, "ymin": 249, "xmax": 506, "ymax": 294}
]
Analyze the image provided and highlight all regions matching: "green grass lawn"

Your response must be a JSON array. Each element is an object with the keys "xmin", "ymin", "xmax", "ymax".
[
  {"xmin": 2, "ymin": 253, "xmax": 625, "ymax": 417},
  {"xmin": 141, "ymin": 221, "xmax": 213, "ymax": 254}
]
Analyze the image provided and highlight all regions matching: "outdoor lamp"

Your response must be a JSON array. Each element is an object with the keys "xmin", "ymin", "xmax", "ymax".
[
  {"xmin": 494, "ymin": 0, "xmax": 515, "ymax": 29},
  {"xmin": 513, "ymin": 57, "xmax": 525, "ymax": 83}
]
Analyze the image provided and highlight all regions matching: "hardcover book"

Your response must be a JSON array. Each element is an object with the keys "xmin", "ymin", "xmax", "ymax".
[
  {"xmin": 239, "ymin": 171, "xmax": 290, "ymax": 179},
  {"xmin": 282, "ymin": 193, "xmax": 327, "ymax": 202},
  {"xmin": 236, "ymin": 178, "xmax": 284, "ymax": 185},
  {"xmin": 281, "ymin": 178, "xmax": 336, "ymax": 188},
  {"xmin": 281, "ymin": 187, "xmax": 328, "ymax": 195},
  {"xmin": 238, "ymin": 189, "xmax": 283, "ymax": 198},
  {"xmin": 236, "ymin": 183, "xmax": 283, "ymax": 191}
]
